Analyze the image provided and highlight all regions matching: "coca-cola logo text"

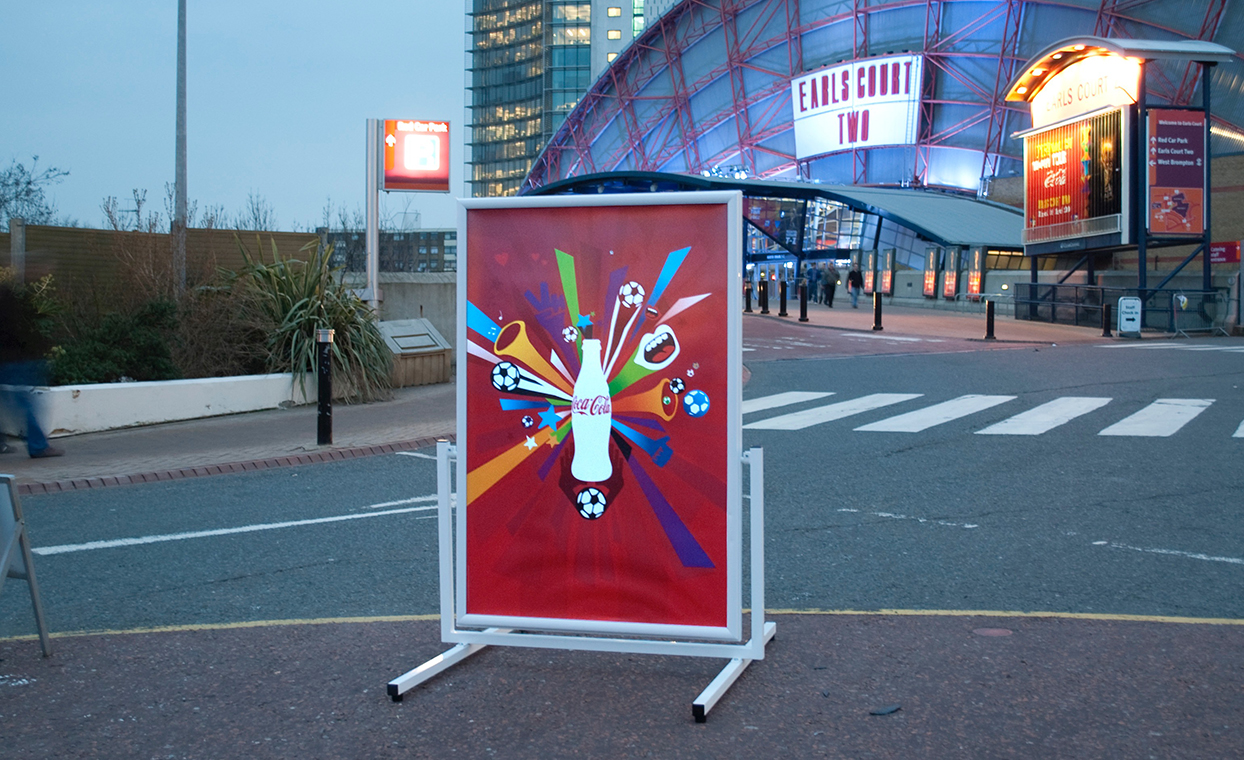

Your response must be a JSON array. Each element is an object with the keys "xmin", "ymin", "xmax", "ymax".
[{"xmin": 571, "ymin": 395, "xmax": 612, "ymax": 415}]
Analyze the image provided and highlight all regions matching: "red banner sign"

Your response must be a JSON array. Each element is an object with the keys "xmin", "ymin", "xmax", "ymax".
[
  {"xmin": 1147, "ymin": 109, "xmax": 1205, "ymax": 235},
  {"xmin": 1210, "ymin": 241, "xmax": 1241, "ymax": 264}
]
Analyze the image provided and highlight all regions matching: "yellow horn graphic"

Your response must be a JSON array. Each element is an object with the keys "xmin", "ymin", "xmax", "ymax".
[
  {"xmin": 494, "ymin": 320, "xmax": 574, "ymax": 397},
  {"xmin": 612, "ymin": 378, "xmax": 679, "ymax": 422}
]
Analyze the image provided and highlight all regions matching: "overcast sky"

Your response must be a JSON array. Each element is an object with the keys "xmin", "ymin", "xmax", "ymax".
[{"xmin": 3, "ymin": 1, "xmax": 467, "ymax": 231}]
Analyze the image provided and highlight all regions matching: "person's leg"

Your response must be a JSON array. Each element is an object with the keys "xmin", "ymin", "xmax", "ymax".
[
  {"xmin": 2, "ymin": 361, "xmax": 53, "ymax": 456},
  {"xmin": 828, "ymin": 283, "xmax": 836, "ymax": 307}
]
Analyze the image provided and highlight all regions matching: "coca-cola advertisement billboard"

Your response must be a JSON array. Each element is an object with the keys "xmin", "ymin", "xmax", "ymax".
[
  {"xmin": 1024, "ymin": 109, "xmax": 1122, "ymax": 238},
  {"xmin": 458, "ymin": 193, "xmax": 742, "ymax": 637}
]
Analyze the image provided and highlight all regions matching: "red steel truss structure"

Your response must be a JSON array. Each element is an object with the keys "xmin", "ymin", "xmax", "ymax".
[{"xmin": 522, "ymin": 0, "xmax": 1244, "ymax": 195}]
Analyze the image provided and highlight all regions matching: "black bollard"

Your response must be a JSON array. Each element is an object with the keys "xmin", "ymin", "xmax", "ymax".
[
  {"xmin": 760, "ymin": 280, "xmax": 770, "ymax": 314},
  {"xmin": 984, "ymin": 299, "xmax": 996, "ymax": 340},
  {"xmin": 799, "ymin": 283, "xmax": 809, "ymax": 322},
  {"xmin": 744, "ymin": 281, "xmax": 753, "ymax": 313},
  {"xmin": 1101, "ymin": 302, "xmax": 1113, "ymax": 337},
  {"xmin": 778, "ymin": 279, "xmax": 788, "ymax": 316},
  {"xmin": 872, "ymin": 291, "xmax": 883, "ymax": 331},
  {"xmin": 317, "ymin": 328, "xmax": 334, "ymax": 446}
]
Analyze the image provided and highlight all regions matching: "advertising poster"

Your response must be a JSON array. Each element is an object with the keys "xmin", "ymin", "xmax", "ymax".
[
  {"xmin": 1147, "ymin": 109, "xmax": 1206, "ymax": 235},
  {"xmin": 383, "ymin": 119, "xmax": 450, "ymax": 192},
  {"xmin": 1024, "ymin": 109, "xmax": 1122, "ymax": 238},
  {"xmin": 923, "ymin": 247, "xmax": 940, "ymax": 297},
  {"xmin": 458, "ymin": 194, "xmax": 740, "ymax": 637}
]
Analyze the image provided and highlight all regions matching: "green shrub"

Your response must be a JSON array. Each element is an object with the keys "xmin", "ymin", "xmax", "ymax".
[
  {"xmin": 228, "ymin": 236, "xmax": 391, "ymax": 402},
  {"xmin": 49, "ymin": 300, "xmax": 181, "ymax": 385}
]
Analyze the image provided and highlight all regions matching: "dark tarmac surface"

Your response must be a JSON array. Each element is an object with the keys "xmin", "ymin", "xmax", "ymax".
[{"xmin": 2, "ymin": 614, "xmax": 1241, "ymax": 758}]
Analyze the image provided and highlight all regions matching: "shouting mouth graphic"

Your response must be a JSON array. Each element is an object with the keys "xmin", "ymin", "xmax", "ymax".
[{"xmin": 633, "ymin": 325, "xmax": 680, "ymax": 370}]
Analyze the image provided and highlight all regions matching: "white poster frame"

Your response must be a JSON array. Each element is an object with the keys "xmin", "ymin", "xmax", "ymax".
[
  {"xmin": 388, "ymin": 192, "xmax": 772, "ymax": 721},
  {"xmin": 1, "ymin": 474, "xmax": 52, "ymax": 656}
]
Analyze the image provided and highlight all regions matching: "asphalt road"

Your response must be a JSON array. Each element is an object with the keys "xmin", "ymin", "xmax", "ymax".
[{"xmin": 3, "ymin": 340, "xmax": 1242, "ymax": 638}]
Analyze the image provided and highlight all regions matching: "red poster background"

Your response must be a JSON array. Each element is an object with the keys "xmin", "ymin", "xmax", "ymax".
[{"xmin": 463, "ymin": 202, "xmax": 732, "ymax": 629}]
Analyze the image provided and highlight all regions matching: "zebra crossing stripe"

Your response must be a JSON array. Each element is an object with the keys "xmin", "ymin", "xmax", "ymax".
[
  {"xmin": 976, "ymin": 397, "xmax": 1112, "ymax": 436},
  {"xmin": 855, "ymin": 394, "xmax": 1016, "ymax": 433},
  {"xmin": 1098, "ymin": 399, "xmax": 1213, "ymax": 437},
  {"xmin": 742, "ymin": 391, "xmax": 834, "ymax": 415},
  {"xmin": 744, "ymin": 393, "xmax": 921, "ymax": 431}
]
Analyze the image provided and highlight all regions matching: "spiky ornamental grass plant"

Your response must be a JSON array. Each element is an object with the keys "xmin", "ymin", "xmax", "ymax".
[{"xmin": 230, "ymin": 236, "xmax": 391, "ymax": 403}]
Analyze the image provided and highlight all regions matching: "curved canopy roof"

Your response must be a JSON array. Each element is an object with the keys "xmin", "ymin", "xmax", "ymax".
[{"xmin": 531, "ymin": 171, "xmax": 1023, "ymax": 248}]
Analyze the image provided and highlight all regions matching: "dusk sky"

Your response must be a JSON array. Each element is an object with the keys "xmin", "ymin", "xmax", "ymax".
[{"xmin": 2, "ymin": 1, "xmax": 467, "ymax": 231}]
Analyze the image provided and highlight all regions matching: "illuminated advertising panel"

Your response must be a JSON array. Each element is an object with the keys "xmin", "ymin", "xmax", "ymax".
[
  {"xmin": 880, "ymin": 248, "xmax": 895, "ymax": 295},
  {"xmin": 1023, "ymin": 109, "xmax": 1123, "ymax": 242},
  {"xmin": 1029, "ymin": 55, "xmax": 1139, "ymax": 130},
  {"xmin": 1147, "ymin": 109, "xmax": 1206, "ymax": 235},
  {"xmin": 791, "ymin": 54, "xmax": 923, "ymax": 160},
  {"xmin": 966, "ymin": 247, "xmax": 985, "ymax": 298},
  {"xmin": 383, "ymin": 119, "xmax": 450, "ymax": 192},
  {"xmin": 942, "ymin": 247, "xmax": 960, "ymax": 299},
  {"xmin": 458, "ymin": 192, "xmax": 743, "ymax": 639},
  {"xmin": 862, "ymin": 250, "xmax": 876, "ymax": 294},
  {"xmin": 923, "ymin": 247, "xmax": 940, "ymax": 297}
]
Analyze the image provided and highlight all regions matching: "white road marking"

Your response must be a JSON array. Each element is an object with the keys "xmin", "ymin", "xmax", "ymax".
[
  {"xmin": 742, "ymin": 391, "xmax": 834, "ymax": 415},
  {"xmin": 837, "ymin": 508, "xmax": 978, "ymax": 529},
  {"xmin": 395, "ymin": 451, "xmax": 437, "ymax": 460},
  {"xmin": 976, "ymin": 397, "xmax": 1112, "ymax": 436},
  {"xmin": 33, "ymin": 496, "xmax": 440, "ymax": 556},
  {"xmin": 1098, "ymin": 399, "xmax": 1213, "ymax": 437},
  {"xmin": 841, "ymin": 332, "xmax": 929, "ymax": 342},
  {"xmin": 363, "ymin": 495, "xmax": 438, "ymax": 509},
  {"xmin": 745, "ymin": 393, "xmax": 921, "ymax": 431},
  {"xmin": 856, "ymin": 394, "xmax": 1016, "ymax": 433},
  {"xmin": 1093, "ymin": 541, "xmax": 1244, "ymax": 566},
  {"xmin": 1235, "ymin": 419, "xmax": 1244, "ymax": 438}
]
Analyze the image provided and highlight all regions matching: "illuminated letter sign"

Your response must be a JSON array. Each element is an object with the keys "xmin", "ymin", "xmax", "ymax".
[
  {"xmin": 383, "ymin": 119, "xmax": 451, "ymax": 192},
  {"xmin": 791, "ymin": 54, "xmax": 923, "ymax": 160},
  {"xmin": 1029, "ymin": 55, "xmax": 1140, "ymax": 129}
]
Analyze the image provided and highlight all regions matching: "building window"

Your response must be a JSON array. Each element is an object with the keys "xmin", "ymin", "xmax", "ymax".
[
  {"xmin": 633, "ymin": 16, "xmax": 644, "ymax": 34},
  {"xmin": 607, "ymin": 6, "xmax": 621, "ymax": 15},
  {"xmin": 607, "ymin": 29, "xmax": 622, "ymax": 40},
  {"xmin": 607, "ymin": 52, "xmax": 618, "ymax": 62}
]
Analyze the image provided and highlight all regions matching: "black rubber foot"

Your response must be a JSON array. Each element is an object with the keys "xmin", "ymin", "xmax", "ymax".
[
  {"xmin": 388, "ymin": 683, "xmax": 403, "ymax": 702},
  {"xmin": 693, "ymin": 704, "xmax": 706, "ymax": 723}
]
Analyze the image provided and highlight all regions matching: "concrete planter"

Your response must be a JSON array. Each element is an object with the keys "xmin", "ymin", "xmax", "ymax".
[{"xmin": 1, "ymin": 373, "xmax": 314, "ymax": 439}]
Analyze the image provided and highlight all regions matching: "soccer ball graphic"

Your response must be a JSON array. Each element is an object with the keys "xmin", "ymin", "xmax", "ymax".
[
  {"xmin": 619, "ymin": 281, "xmax": 646, "ymax": 309},
  {"xmin": 668, "ymin": 377, "xmax": 685, "ymax": 394},
  {"xmin": 562, "ymin": 326, "xmax": 579, "ymax": 343},
  {"xmin": 521, "ymin": 415, "xmax": 534, "ymax": 428},
  {"xmin": 491, "ymin": 362, "xmax": 522, "ymax": 392},
  {"xmin": 574, "ymin": 487, "xmax": 608, "ymax": 519},
  {"xmin": 684, "ymin": 390, "xmax": 710, "ymax": 418}
]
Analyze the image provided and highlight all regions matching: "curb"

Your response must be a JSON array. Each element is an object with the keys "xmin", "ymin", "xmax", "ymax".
[{"xmin": 15, "ymin": 433, "xmax": 457, "ymax": 497}]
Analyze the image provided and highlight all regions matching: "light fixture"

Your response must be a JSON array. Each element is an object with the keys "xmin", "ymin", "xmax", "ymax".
[
  {"xmin": 1029, "ymin": 67, "xmax": 1044, "ymax": 76},
  {"xmin": 1001, "ymin": 283, "xmax": 1010, "ymax": 291},
  {"xmin": 1016, "ymin": 86, "xmax": 1027, "ymax": 95},
  {"xmin": 1052, "ymin": 53, "xmax": 1063, "ymax": 60},
  {"xmin": 1073, "ymin": 44, "xmax": 1085, "ymax": 51}
]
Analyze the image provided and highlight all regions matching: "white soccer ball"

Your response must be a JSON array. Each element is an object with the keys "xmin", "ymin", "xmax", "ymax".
[
  {"xmin": 575, "ymin": 487, "xmax": 608, "ymax": 520},
  {"xmin": 619, "ymin": 281, "xmax": 646, "ymax": 309},
  {"xmin": 668, "ymin": 377, "xmax": 685, "ymax": 394},
  {"xmin": 562, "ymin": 326, "xmax": 579, "ymax": 343},
  {"xmin": 521, "ymin": 415, "xmax": 534, "ymax": 428},
  {"xmin": 491, "ymin": 362, "xmax": 522, "ymax": 392},
  {"xmin": 684, "ymin": 390, "xmax": 710, "ymax": 418}
]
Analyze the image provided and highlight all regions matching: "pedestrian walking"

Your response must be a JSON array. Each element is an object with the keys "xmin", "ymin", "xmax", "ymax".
[
  {"xmin": 825, "ymin": 262, "xmax": 839, "ymax": 307},
  {"xmin": 0, "ymin": 276, "xmax": 64, "ymax": 458},
  {"xmin": 847, "ymin": 265, "xmax": 864, "ymax": 308},
  {"xmin": 806, "ymin": 265, "xmax": 820, "ymax": 305}
]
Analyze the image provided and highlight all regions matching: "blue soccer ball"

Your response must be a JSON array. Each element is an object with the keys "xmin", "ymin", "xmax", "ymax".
[{"xmin": 684, "ymin": 390, "xmax": 710, "ymax": 418}]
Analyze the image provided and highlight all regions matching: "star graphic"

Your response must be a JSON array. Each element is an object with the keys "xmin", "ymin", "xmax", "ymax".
[
  {"xmin": 538, "ymin": 404, "xmax": 561, "ymax": 431},
  {"xmin": 576, "ymin": 312, "xmax": 593, "ymax": 329},
  {"xmin": 523, "ymin": 436, "xmax": 537, "ymax": 451}
]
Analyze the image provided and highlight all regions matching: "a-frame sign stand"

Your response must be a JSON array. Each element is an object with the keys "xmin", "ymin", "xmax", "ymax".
[
  {"xmin": 1, "ymin": 474, "xmax": 52, "ymax": 657},
  {"xmin": 387, "ymin": 442, "xmax": 772, "ymax": 722}
]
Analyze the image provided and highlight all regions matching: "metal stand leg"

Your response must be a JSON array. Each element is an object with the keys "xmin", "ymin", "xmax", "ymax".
[
  {"xmin": 692, "ymin": 622, "xmax": 777, "ymax": 722},
  {"xmin": 388, "ymin": 637, "xmax": 494, "ymax": 701}
]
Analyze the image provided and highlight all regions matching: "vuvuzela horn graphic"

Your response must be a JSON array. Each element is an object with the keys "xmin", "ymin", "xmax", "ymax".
[
  {"xmin": 494, "ymin": 320, "xmax": 574, "ymax": 396},
  {"xmin": 611, "ymin": 377, "xmax": 679, "ymax": 421}
]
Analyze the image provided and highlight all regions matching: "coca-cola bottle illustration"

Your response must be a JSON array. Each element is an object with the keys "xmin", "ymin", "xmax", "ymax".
[{"xmin": 570, "ymin": 339, "xmax": 613, "ymax": 482}]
